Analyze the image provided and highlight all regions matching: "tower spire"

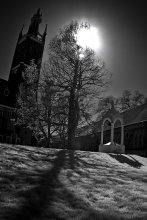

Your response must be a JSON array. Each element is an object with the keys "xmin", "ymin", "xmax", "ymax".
[
  {"xmin": 28, "ymin": 8, "xmax": 42, "ymax": 36},
  {"xmin": 37, "ymin": 8, "xmax": 42, "ymax": 16}
]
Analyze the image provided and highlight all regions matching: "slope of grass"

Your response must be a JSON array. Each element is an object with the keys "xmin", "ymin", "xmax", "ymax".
[{"xmin": 0, "ymin": 143, "xmax": 147, "ymax": 220}]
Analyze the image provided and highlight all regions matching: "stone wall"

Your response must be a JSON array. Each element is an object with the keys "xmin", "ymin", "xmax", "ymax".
[{"xmin": 99, "ymin": 143, "xmax": 125, "ymax": 154}]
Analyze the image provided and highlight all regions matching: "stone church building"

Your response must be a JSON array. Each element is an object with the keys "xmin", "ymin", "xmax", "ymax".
[{"xmin": 0, "ymin": 9, "xmax": 47, "ymax": 145}]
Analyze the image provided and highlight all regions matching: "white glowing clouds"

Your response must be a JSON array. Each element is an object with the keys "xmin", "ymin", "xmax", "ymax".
[{"xmin": 76, "ymin": 26, "xmax": 102, "ymax": 51}]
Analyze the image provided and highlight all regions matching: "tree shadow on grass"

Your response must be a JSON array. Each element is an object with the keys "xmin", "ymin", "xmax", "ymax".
[
  {"xmin": 67, "ymin": 150, "xmax": 100, "ymax": 171},
  {"xmin": 67, "ymin": 149, "xmax": 80, "ymax": 170},
  {"xmin": 109, "ymin": 154, "xmax": 143, "ymax": 168},
  {"xmin": 9, "ymin": 149, "xmax": 66, "ymax": 220},
  {"xmin": 66, "ymin": 150, "xmax": 95, "ymax": 180},
  {"xmin": 1, "ymin": 147, "xmax": 130, "ymax": 220}
]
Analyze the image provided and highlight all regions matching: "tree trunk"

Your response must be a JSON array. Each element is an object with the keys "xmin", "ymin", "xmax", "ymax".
[
  {"xmin": 46, "ymin": 92, "xmax": 52, "ymax": 148},
  {"xmin": 68, "ymin": 60, "xmax": 80, "ymax": 149},
  {"xmin": 68, "ymin": 89, "xmax": 76, "ymax": 149}
]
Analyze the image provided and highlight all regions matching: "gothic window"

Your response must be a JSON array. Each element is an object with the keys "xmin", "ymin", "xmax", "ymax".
[{"xmin": 4, "ymin": 87, "xmax": 9, "ymax": 96}]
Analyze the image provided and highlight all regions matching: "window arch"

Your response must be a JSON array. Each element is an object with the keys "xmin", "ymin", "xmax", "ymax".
[
  {"xmin": 4, "ymin": 87, "xmax": 9, "ymax": 96},
  {"xmin": 103, "ymin": 118, "xmax": 111, "ymax": 144}
]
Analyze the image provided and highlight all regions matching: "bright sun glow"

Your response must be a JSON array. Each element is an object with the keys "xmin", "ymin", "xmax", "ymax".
[{"xmin": 76, "ymin": 26, "xmax": 102, "ymax": 51}]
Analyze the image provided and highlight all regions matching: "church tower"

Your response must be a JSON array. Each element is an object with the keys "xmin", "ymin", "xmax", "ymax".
[{"xmin": 8, "ymin": 8, "xmax": 47, "ymax": 106}]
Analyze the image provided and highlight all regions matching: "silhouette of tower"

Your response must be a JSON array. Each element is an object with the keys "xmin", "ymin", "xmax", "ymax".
[{"xmin": 8, "ymin": 8, "xmax": 47, "ymax": 106}]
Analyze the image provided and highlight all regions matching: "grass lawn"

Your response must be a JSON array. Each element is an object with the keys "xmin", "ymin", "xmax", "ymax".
[{"xmin": 0, "ymin": 143, "xmax": 147, "ymax": 220}]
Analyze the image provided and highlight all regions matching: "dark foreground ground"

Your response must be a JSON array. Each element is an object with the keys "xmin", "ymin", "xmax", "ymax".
[{"xmin": 0, "ymin": 143, "xmax": 147, "ymax": 220}]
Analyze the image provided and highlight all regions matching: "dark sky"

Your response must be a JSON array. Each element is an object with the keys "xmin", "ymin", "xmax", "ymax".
[{"xmin": 0, "ymin": 0, "xmax": 146, "ymax": 96}]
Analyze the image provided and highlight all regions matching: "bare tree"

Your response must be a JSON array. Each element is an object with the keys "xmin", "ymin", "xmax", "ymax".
[
  {"xmin": 47, "ymin": 21, "xmax": 110, "ymax": 149},
  {"xmin": 116, "ymin": 89, "xmax": 147, "ymax": 111},
  {"xmin": 96, "ymin": 96, "xmax": 116, "ymax": 119},
  {"xmin": 16, "ymin": 61, "xmax": 61, "ymax": 147},
  {"xmin": 132, "ymin": 90, "xmax": 146, "ymax": 107}
]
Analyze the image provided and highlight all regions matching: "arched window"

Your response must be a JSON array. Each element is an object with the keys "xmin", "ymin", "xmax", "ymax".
[
  {"xmin": 4, "ymin": 87, "xmax": 9, "ymax": 96},
  {"xmin": 103, "ymin": 118, "xmax": 111, "ymax": 144}
]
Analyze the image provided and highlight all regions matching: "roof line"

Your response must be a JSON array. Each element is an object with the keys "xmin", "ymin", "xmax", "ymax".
[{"xmin": 0, "ymin": 104, "xmax": 15, "ymax": 110}]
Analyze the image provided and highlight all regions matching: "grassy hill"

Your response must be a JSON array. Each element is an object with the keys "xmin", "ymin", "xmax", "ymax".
[{"xmin": 0, "ymin": 143, "xmax": 147, "ymax": 220}]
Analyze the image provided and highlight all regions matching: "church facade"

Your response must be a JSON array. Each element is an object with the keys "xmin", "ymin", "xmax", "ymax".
[{"xmin": 0, "ymin": 9, "xmax": 47, "ymax": 145}]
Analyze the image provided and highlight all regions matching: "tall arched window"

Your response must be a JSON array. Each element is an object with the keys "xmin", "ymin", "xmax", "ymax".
[{"xmin": 4, "ymin": 87, "xmax": 9, "ymax": 96}]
